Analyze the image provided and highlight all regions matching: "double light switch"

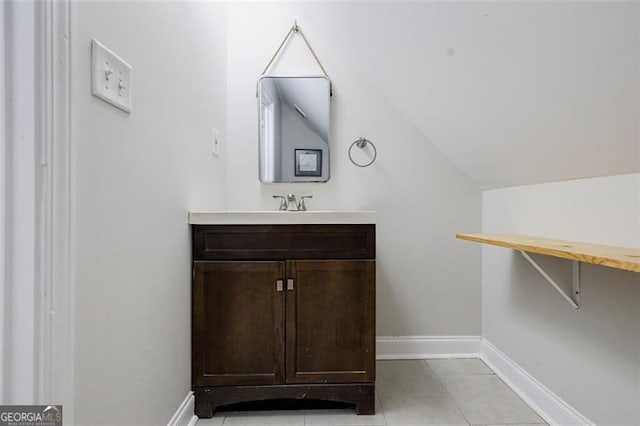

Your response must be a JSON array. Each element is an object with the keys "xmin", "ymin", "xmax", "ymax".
[{"xmin": 91, "ymin": 39, "xmax": 132, "ymax": 113}]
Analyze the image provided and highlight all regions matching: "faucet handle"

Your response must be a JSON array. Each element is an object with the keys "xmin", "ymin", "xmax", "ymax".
[
  {"xmin": 272, "ymin": 195, "xmax": 287, "ymax": 211},
  {"xmin": 298, "ymin": 195, "xmax": 313, "ymax": 211}
]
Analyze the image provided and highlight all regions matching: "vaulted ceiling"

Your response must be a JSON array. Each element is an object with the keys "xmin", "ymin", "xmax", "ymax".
[{"xmin": 294, "ymin": 1, "xmax": 640, "ymax": 189}]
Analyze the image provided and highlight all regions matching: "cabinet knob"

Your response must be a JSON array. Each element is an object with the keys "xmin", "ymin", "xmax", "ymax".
[
  {"xmin": 287, "ymin": 279, "xmax": 294, "ymax": 291},
  {"xmin": 276, "ymin": 280, "xmax": 284, "ymax": 292}
]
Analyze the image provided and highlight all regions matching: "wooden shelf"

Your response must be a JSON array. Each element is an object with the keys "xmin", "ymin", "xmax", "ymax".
[{"xmin": 456, "ymin": 233, "xmax": 640, "ymax": 273}]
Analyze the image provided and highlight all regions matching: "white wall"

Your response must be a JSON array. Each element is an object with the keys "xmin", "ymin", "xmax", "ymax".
[
  {"xmin": 300, "ymin": 1, "xmax": 640, "ymax": 189},
  {"xmin": 72, "ymin": 1, "xmax": 227, "ymax": 424},
  {"xmin": 482, "ymin": 173, "xmax": 640, "ymax": 424},
  {"xmin": 226, "ymin": 2, "xmax": 482, "ymax": 336}
]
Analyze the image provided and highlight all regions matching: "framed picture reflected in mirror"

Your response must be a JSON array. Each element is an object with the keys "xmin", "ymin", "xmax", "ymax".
[{"xmin": 295, "ymin": 149, "xmax": 322, "ymax": 177}]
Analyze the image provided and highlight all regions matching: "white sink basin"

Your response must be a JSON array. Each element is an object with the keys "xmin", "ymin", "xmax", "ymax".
[{"xmin": 188, "ymin": 210, "xmax": 376, "ymax": 225}]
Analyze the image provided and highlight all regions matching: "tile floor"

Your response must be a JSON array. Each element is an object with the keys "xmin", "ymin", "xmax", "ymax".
[{"xmin": 196, "ymin": 359, "xmax": 547, "ymax": 426}]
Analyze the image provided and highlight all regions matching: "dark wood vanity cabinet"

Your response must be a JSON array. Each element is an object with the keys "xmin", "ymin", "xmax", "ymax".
[
  {"xmin": 193, "ymin": 261, "xmax": 286, "ymax": 387},
  {"xmin": 192, "ymin": 224, "xmax": 375, "ymax": 417}
]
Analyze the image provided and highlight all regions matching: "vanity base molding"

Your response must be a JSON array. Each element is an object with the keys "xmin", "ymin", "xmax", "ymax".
[{"xmin": 194, "ymin": 383, "xmax": 375, "ymax": 418}]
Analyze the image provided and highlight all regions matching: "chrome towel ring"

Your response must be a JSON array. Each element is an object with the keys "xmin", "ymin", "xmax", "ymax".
[{"xmin": 348, "ymin": 137, "xmax": 377, "ymax": 168}]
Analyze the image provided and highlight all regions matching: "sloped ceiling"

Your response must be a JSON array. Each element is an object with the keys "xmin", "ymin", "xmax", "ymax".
[{"xmin": 296, "ymin": 1, "xmax": 640, "ymax": 189}]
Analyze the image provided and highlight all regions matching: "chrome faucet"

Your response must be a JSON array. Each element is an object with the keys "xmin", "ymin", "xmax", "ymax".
[
  {"xmin": 272, "ymin": 195, "xmax": 288, "ymax": 211},
  {"xmin": 298, "ymin": 195, "xmax": 312, "ymax": 211},
  {"xmin": 272, "ymin": 194, "xmax": 313, "ymax": 211},
  {"xmin": 285, "ymin": 194, "xmax": 298, "ymax": 211}
]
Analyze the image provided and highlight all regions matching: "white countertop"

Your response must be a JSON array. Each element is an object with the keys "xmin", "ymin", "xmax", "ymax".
[{"xmin": 188, "ymin": 211, "xmax": 376, "ymax": 225}]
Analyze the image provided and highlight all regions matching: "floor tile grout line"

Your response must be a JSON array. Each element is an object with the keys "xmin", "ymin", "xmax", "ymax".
[
  {"xmin": 375, "ymin": 390, "xmax": 389, "ymax": 426},
  {"xmin": 479, "ymin": 362, "xmax": 547, "ymax": 425},
  {"xmin": 199, "ymin": 359, "xmax": 544, "ymax": 426},
  {"xmin": 424, "ymin": 358, "xmax": 496, "ymax": 379},
  {"xmin": 422, "ymin": 359, "xmax": 471, "ymax": 426},
  {"xmin": 426, "ymin": 358, "xmax": 548, "ymax": 426},
  {"xmin": 375, "ymin": 389, "xmax": 391, "ymax": 426}
]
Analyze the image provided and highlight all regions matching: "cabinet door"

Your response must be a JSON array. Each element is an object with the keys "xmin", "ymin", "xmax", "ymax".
[
  {"xmin": 193, "ymin": 261, "xmax": 285, "ymax": 386},
  {"xmin": 286, "ymin": 260, "xmax": 375, "ymax": 384}
]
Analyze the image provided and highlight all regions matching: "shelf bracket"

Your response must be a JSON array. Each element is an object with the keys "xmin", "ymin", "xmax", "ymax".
[{"xmin": 517, "ymin": 250, "xmax": 580, "ymax": 309}]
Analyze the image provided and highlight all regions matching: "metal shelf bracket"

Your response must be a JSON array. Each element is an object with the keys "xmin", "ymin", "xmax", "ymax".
[{"xmin": 517, "ymin": 250, "xmax": 580, "ymax": 309}]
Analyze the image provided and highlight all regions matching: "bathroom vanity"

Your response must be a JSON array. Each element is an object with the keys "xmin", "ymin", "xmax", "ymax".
[{"xmin": 189, "ymin": 211, "xmax": 376, "ymax": 417}]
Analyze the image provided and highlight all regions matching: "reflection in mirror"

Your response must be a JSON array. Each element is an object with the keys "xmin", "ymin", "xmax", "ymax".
[{"xmin": 259, "ymin": 76, "xmax": 330, "ymax": 183}]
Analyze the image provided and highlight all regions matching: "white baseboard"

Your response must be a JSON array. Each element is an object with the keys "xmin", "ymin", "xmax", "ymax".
[
  {"xmin": 376, "ymin": 336, "xmax": 591, "ymax": 425},
  {"xmin": 376, "ymin": 335, "xmax": 482, "ymax": 359},
  {"xmin": 171, "ymin": 337, "xmax": 590, "ymax": 426},
  {"xmin": 480, "ymin": 338, "xmax": 593, "ymax": 426},
  {"xmin": 168, "ymin": 391, "xmax": 198, "ymax": 426}
]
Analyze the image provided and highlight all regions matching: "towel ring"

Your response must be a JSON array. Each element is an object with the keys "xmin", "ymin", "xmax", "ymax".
[{"xmin": 348, "ymin": 137, "xmax": 377, "ymax": 168}]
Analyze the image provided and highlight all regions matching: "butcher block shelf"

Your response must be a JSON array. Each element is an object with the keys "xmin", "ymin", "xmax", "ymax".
[{"xmin": 456, "ymin": 233, "xmax": 640, "ymax": 273}]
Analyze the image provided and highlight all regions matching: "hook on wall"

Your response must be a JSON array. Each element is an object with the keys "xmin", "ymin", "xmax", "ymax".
[
  {"xmin": 259, "ymin": 19, "xmax": 332, "ymax": 96},
  {"xmin": 349, "ymin": 137, "xmax": 377, "ymax": 168}
]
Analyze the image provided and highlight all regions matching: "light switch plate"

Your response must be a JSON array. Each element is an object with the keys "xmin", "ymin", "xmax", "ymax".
[{"xmin": 91, "ymin": 39, "xmax": 132, "ymax": 113}]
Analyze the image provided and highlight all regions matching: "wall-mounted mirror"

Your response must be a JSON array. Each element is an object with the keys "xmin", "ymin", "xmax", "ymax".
[{"xmin": 258, "ymin": 76, "xmax": 330, "ymax": 183}]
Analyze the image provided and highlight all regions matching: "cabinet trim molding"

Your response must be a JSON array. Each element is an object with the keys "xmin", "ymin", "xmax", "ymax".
[{"xmin": 193, "ymin": 224, "xmax": 375, "ymax": 260}]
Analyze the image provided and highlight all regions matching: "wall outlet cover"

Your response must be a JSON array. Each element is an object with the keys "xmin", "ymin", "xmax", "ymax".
[
  {"xmin": 91, "ymin": 39, "xmax": 132, "ymax": 113},
  {"xmin": 212, "ymin": 128, "xmax": 220, "ymax": 157}
]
